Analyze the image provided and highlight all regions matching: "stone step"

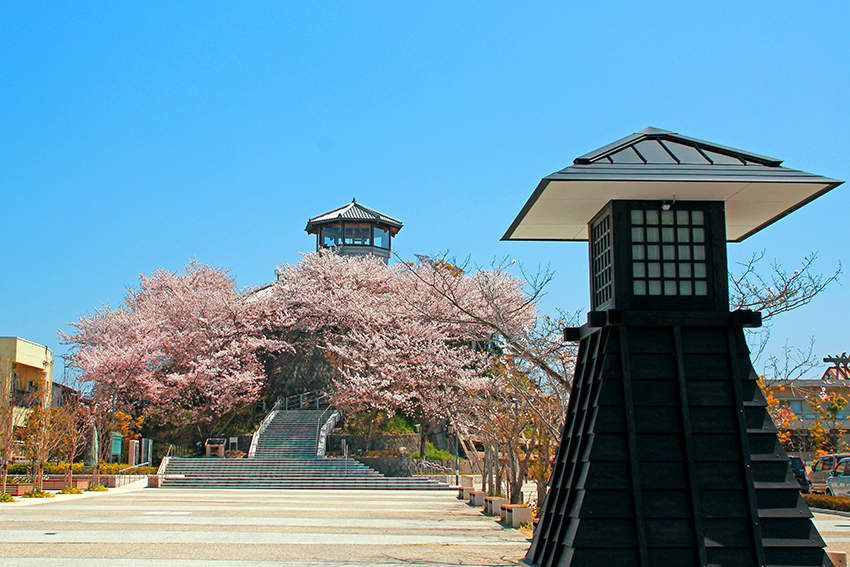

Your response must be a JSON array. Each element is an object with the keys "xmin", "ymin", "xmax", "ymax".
[{"xmin": 161, "ymin": 407, "xmax": 407, "ymax": 489}]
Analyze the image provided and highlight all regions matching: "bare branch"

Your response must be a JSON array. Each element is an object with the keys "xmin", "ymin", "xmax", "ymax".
[{"xmin": 730, "ymin": 251, "xmax": 841, "ymax": 321}]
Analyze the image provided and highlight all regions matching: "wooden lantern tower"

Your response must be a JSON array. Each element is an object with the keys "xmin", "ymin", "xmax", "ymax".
[{"xmin": 503, "ymin": 128, "xmax": 843, "ymax": 567}]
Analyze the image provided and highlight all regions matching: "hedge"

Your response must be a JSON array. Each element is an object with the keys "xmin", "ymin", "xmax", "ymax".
[
  {"xmin": 803, "ymin": 493, "xmax": 850, "ymax": 513},
  {"xmin": 6, "ymin": 463, "xmax": 158, "ymax": 476}
]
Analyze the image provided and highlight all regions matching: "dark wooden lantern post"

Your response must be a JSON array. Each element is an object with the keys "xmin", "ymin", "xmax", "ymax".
[{"xmin": 503, "ymin": 128, "xmax": 843, "ymax": 567}]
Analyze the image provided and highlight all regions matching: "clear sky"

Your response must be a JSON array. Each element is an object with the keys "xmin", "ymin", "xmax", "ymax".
[{"xmin": 2, "ymin": 1, "xmax": 848, "ymax": 382}]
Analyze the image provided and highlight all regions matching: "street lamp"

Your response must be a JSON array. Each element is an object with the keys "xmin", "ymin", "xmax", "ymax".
[
  {"xmin": 504, "ymin": 128, "xmax": 843, "ymax": 567},
  {"xmin": 447, "ymin": 423, "xmax": 459, "ymax": 486}
]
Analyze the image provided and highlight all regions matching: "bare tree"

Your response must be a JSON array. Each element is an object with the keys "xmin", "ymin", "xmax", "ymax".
[
  {"xmin": 729, "ymin": 251, "xmax": 840, "ymax": 321},
  {"xmin": 0, "ymin": 358, "xmax": 16, "ymax": 494}
]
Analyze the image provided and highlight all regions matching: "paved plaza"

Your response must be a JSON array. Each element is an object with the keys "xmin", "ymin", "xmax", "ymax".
[
  {"xmin": 0, "ymin": 483, "xmax": 531, "ymax": 566},
  {"xmin": 3, "ymin": 483, "xmax": 850, "ymax": 566}
]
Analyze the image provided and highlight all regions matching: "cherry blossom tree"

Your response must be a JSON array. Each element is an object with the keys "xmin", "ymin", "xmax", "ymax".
[
  {"xmin": 271, "ymin": 252, "xmax": 493, "ymax": 452},
  {"xmin": 61, "ymin": 261, "xmax": 291, "ymax": 441}
]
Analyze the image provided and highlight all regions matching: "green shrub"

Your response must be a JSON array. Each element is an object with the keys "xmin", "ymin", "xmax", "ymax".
[
  {"xmin": 9, "ymin": 462, "xmax": 87, "ymax": 475},
  {"xmin": 7, "ymin": 464, "xmax": 29, "ymax": 475},
  {"xmin": 21, "ymin": 489, "xmax": 54, "ymax": 498},
  {"xmin": 43, "ymin": 462, "xmax": 86, "ymax": 475},
  {"xmin": 85, "ymin": 484, "xmax": 108, "ymax": 492},
  {"xmin": 381, "ymin": 415, "xmax": 416, "ymax": 434},
  {"xmin": 803, "ymin": 493, "xmax": 850, "ymax": 512},
  {"xmin": 58, "ymin": 487, "xmax": 83, "ymax": 494},
  {"xmin": 409, "ymin": 441, "xmax": 455, "ymax": 461},
  {"xmin": 0, "ymin": 492, "xmax": 15, "ymax": 503},
  {"xmin": 95, "ymin": 463, "xmax": 157, "ymax": 475}
]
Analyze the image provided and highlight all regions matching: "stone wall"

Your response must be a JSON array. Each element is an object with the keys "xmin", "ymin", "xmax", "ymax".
[
  {"xmin": 353, "ymin": 456, "xmax": 475, "ymax": 477},
  {"xmin": 327, "ymin": 433, "xmax": 420, "ymax": 453},
  {"xmin": 354, "ymin": 456, "xmax": 418, "ymax": 477}
]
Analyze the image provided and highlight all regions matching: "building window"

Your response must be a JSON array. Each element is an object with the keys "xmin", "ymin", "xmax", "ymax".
[
  {"xmin": 344, "ymin": 223, "xmax": 372, "ymax": 246},
  {"xmin": 631, "ymin": 208, "xmax": 708, "ymax": 297},
  {"xmin": 321, "ymin": 225, "xmax": 342, "ymax": 248},
  {"xmin": 590, "ymin": 213, "xmax": 612, "ymax": 310},
  {"xmin": 373, "ymin": 226, "xmax": 390, "ymax": 249}
]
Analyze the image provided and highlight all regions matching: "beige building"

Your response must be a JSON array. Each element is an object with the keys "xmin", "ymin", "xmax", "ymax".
[{"xmin": 0, "ymin": 337, "xmax": 54, "ymax": 428}]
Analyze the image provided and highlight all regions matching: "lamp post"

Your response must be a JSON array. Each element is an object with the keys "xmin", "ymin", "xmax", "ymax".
[
  {"xmin": 447, "ymin": 423, "xmax": 459, "ymax": 486},
  {"xmin": 504, "ymin": 128, "xmax": 843, "ymax": 567}
]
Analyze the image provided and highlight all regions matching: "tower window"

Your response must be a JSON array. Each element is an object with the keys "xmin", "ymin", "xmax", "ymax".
[
  {"xmin": 321, "ymin": 225, "xmax": 342, "ymax": 248},
  {"xmin": 631, "ymin": 207, "xmax": 709, "ymax": 296}
]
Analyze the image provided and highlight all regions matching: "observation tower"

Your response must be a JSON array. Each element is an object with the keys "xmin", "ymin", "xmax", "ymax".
[{"xmin": 305, "ymin": 199, "xmax": 403, "ymax": 262}]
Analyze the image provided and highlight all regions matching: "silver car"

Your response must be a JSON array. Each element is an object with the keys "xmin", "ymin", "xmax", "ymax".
[
  {"xmin": 808, "ymin": 453, "xmax": 850, "ymax": 493},
  {"xmin": 826, "ymin": 457, "xmax": 850, "ymax": 496}
]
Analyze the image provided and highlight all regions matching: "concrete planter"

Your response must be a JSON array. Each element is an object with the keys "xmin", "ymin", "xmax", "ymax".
[
  {"xmin": 41, "ymin": 479, "xmax": 89, "ymax": 491},
  {"xmin": 4, "ymin": 483, "xmax": 33, "ymax": 496}
]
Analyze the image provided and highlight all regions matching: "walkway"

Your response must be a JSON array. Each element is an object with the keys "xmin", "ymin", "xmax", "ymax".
[{"xmin": 0, "ymin": 484, "xmax": 530, "ymax": 566}]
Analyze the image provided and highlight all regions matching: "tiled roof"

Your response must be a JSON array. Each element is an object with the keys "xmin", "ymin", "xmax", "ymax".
[
  {"xmin": 503, "ymin": 128, "xmax": 843, "ymax": 242},
  {"xmin": 305, "ymin": 200, "xmax": 403, "ymax": 234}
]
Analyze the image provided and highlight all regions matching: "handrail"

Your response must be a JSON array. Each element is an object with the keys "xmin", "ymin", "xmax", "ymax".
[
  {"xmin": 248, "ymin": 406, "xmax": 279, "ymax": 458},
  {"xmin": 282, "ymin": 389, "xmax": 328, "ymax": 411},
  {"xmin": 316, "ymin": 409, "xmax": 340, "ymax": 458},
  {"xmin": 418, "ymin": 459, "xmax": 454, "ymax": 474},
  {"xmin": 315, "ymin": 403, "xmax": 334, "ymax": 452},
  {"xmin": 117, "ymin": 462, "xmax": 150, "ymax": 474},
  {"xmin": 156, "ymin": 456, "xmax": 170, "ymax": 476}
]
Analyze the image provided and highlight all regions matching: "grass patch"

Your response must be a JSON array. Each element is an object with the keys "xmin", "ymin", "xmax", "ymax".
[
  {"xmin": 0, "ymin": 492, "xmax": 16, "ymax": 503},
  {"xmin": 803, "ymin": 493, "xmax": 850, "ymax": 512},
  {"xmin": 85, "ymin": 484, "xmax": 108, "ymax": 492},
  {"xmin": 58, "ymin": 486, "xmax": 84, "ymax": 494},
  {"xmin": 21, "ymin": 489, "xmax": 55, "ymax": 498}
]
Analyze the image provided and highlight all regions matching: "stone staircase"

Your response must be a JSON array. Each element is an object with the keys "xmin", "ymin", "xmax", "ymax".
[{"xmin": 159, "ymin": 407, "xmax": 451, "ymax": 490}]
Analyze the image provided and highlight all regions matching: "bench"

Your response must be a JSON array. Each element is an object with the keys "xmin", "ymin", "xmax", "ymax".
[
  {"xmin": 484, "ymin": 496, "xmax": 508, "ymax": 516},
  {"xmin": 467, "ymin": 490, "xmax": 486, "ymax": 507},
  {"xmin": 458, "ymin": 486, "xmax": 474, "ymax": 500},
  {"xmin": 501, "ymin": 504, "xmax": 533, "ymax": 528}
]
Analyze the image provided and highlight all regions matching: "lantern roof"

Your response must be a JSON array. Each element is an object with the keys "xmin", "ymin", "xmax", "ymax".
[
  {"xmin": 305, "ymin": 199, "xmax": 403, "ymax": 235},
  {"xmin": 503, "ymin": 128, "xmax": 843, "ymax": 242}
]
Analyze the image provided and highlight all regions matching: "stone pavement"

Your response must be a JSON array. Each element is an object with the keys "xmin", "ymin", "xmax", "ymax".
[
  {"xmin": 814, "ymin": 510, "xmax": 850, "ymax": 558},
  {"xmin": 0, "ymin": 483, "xmax": 531, "ymax": 566}
]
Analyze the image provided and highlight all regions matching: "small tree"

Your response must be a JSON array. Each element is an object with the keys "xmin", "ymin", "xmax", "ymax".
[
  {"xmin": 760, "ymin": 378, "xmax": 801, "ymax": 452},
  {"xmin": 807, "ymin": 389, "xmax": 849, "ymax": 455},
  {"xmin": 0, "ymin": 358, "xmax": 16, "ymax": 494},
  {"xmin": 21, "ymin": 387, "xmax": 68, "ymax": 491}
]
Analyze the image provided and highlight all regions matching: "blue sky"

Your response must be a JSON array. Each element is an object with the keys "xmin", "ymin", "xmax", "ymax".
[{"xmin": 2, "ymin": 1, "xmax": 847, "ymax": 381}]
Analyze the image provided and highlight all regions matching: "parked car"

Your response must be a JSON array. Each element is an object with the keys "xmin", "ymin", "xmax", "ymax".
[
  {"xmin": 826, "ymin": 457, "xmax": 850, "ymax": 496},
  {"xmin": 808, "ymin": 453, "xmax": 850, "ymax": 493},
  {"xmin": 789, "ymin": 456, "xmax": 811, "ymax": 493}
]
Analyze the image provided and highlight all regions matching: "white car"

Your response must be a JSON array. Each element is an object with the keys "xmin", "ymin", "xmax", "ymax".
[{"xmin": 825, "ymin": 457, "xmax": 850, "ymax": 496}]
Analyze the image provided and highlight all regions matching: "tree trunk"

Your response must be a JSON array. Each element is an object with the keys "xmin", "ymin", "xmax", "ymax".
[
  {"xmin": 494, "ymin": 444, "xmax": 503, "ymax": 497},
  {"xmin": 362, "ymin": 409, "xmax": 378, "ymax": 452},
  {"xmin": 483, "ymin": 445, "xmax": 491, "ymax": 494},
  {"xmin": 35, "ymin": 462, "xmax": 44, "ymax": 491}
]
